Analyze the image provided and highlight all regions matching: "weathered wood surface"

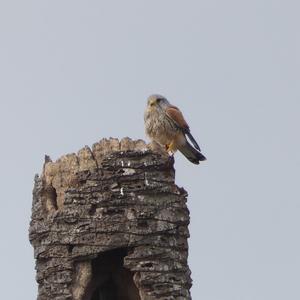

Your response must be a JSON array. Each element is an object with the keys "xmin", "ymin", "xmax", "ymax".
[{"xmin": 29, "ymin": 138, "xmax": 192, "ymax": 300}]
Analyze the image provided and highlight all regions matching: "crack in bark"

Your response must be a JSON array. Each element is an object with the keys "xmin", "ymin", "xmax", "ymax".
[{"xmin": 29, "ymin": 138, "xmax": 192, "ymax": 300}]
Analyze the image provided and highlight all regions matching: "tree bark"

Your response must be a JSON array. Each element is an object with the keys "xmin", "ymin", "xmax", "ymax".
[{"xmin": 29, "ymin": 138, "xmax": 192, "ymax": 300}]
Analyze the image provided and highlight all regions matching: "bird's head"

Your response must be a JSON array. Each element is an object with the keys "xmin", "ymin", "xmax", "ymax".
[{"xmin": 147, "ymin": 94, "xmax": 170, "ymax": 111}]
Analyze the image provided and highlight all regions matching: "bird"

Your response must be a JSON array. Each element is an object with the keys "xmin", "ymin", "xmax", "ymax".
[{"xmin": 144, "ymin": 94, "xmax": 206, "ymax": 164}]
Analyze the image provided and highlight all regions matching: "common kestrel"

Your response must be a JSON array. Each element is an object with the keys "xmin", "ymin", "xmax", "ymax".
[{"xmin": 144, "ymin": 94, "xmax": 206, "ymax": 164}]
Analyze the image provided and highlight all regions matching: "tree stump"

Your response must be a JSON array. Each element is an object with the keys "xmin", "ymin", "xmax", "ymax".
[{"xmin": 29, "ymin": 138, "xmax": 192, "ymax": 300}]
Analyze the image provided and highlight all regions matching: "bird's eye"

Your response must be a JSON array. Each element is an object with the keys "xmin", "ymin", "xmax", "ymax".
[{"xmin": 156, "ymin": 98, "xmax": 162, "ymax": 103}]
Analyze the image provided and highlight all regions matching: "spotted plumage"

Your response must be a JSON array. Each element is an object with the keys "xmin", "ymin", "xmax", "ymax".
[{"xmin": 144, "ymin": 94, "xmax": 206, "ymax": 164}]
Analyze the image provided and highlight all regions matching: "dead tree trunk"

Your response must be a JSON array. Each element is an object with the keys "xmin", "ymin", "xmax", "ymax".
[{"xmin": 29, "ymin": 138, "xmax": 192, "ymax": 300}]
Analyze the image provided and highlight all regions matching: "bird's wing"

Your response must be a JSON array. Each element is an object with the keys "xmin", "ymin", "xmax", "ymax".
[
  {"xmin": 165, "ymin": 106, "xmax": 190, "ymax": 130},
  {"xmin": 165, "ymin": 106, "xmax": 201, "ymax": 151}
]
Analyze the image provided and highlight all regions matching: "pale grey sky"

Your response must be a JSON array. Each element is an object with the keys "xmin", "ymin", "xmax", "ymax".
[{"xmin": 0, "ymin": 1, "xmax": 299, "ymax": 299}]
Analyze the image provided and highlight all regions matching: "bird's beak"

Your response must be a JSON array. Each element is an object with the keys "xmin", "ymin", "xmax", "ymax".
[{"xmin": 149, "ymin": 99, "xmax": 156, "ymax": 106}]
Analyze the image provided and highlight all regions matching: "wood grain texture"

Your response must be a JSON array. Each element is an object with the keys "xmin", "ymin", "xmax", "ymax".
[{"xmin": 29, "ymin": 138, "xmax": 192, "ymax": 300}]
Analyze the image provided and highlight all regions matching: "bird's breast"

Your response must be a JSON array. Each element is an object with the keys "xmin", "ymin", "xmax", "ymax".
[{"xmin": 144, "ymin": 108, "xmax": 179, "ymax": 145}]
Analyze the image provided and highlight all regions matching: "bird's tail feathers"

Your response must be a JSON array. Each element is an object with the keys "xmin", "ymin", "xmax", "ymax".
[
  {"xmin": 186, "ymin": 131, "xmax": 201, "ymax": 151},
  {"xmin": 178, "ymin": 141, "xmax": 206, "ymax": 165}
]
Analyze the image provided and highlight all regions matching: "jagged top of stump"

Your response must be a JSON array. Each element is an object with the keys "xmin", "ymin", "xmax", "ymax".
[
  {"xmin": 40, "ymin": 137, "xmax": 170, "ymax": 210},
  {"xmin": 30, "ymin": 138, "xmax": 191, "ymax": 300}
]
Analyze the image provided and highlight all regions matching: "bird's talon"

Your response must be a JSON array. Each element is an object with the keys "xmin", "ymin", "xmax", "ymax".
[{"xmin": 167, "ymin": 151, "xmax": 174, "ymax": 157}]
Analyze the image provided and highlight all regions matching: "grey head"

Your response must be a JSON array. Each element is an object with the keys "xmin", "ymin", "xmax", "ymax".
[{"xmin": 147, "ymin": 94, "xmax": 170, "ymax": 111}]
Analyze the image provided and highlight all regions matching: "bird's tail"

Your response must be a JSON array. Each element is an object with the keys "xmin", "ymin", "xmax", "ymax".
[
  {"xmin": 186, "ymin": 131, "xmax": 201, "ymax": 151},
  {"xmin": 178, "ymin": 141, "xmax": 206, "ymax": 165}
]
